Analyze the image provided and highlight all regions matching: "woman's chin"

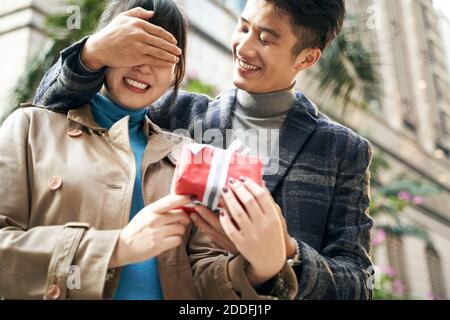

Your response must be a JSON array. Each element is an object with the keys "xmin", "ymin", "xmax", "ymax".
[
  {"xmin": 116, "ymin": 97, "xmax": 154, "ymax": 110},
  {"xmin": 125, "ymin": 103, "xmax": 151, "ymax": 110}
]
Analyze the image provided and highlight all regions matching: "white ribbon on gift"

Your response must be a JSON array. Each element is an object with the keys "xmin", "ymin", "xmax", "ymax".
[{"xmin": 189, "ymin": 140, "xmax": 250, "ymax": 211}]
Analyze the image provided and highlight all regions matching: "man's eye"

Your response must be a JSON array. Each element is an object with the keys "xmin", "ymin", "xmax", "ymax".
[
  {"xmin": 260, "ymin": 38, "xmax": 271, "ymax": 45},
  {"xmin": 240, "ymin": 27, "xmax": 249, "ymax": 33}
]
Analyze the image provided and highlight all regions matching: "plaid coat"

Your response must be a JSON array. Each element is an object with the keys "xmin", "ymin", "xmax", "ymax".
[{"xmin": 34, "ymin": 39, "xmax": 375, "ymax": 299}]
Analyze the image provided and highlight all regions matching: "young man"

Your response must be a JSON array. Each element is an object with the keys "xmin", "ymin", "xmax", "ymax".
[{"xmin": 34, "ymin": 0, "xmax": 374, "ymax": 299}]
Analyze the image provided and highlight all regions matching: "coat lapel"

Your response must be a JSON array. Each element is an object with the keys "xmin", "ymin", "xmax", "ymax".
[
  {"xmin": 199, "ymin": 89, "xmax": 319, "ymax": 193},
  {"xmin": 201, "ymin": 90, "xmax": 236, "ymax": 148},
  {"xmin": 264, "ymin": 92, "xmax": 319, "ymax": 192}
]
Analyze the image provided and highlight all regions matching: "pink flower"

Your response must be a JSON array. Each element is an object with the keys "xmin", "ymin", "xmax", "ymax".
[
  {"xmin": 426, "ymin": 292, "xmax": 437, "ymax": 300},
  {"xmin": 413, "ymin": 196, "xmax": 424, "ymax": 205},
  {"xmin": 372, "ymin": 229, "xmax": 387, "ymax": 247},
  {"xmin": 426, "ymin": 291, "xmax": 443, "ymax": 300},
  {"xmin": 397, "ymin": 191, "xmax": 412, "ymax": 201},
  {"xmin": 384, "ymin": 266, "xmax": 397, "ymax": 277},
  {"xmin": 392, "ymin": 280, "xmax": 405, "ymax": 296},
  {"xmin": 187, "ymin": 69, "xmax": 199, "ymax": 79}
]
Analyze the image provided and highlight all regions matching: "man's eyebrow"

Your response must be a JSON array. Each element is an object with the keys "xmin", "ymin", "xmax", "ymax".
[{"xmin": 239, "ymin": 16, "xmax": 281, "ymax": 40}]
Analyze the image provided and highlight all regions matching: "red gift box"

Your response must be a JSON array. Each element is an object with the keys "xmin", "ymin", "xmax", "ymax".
[{"xmin": 173, "ymin": 141, "xmax": 263, "ymax": 211}]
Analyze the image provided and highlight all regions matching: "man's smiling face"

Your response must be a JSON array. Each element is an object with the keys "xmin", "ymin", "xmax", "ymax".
[{"xmin": 231, "ymin": 0, "xmax": 303, "ymax": 94}]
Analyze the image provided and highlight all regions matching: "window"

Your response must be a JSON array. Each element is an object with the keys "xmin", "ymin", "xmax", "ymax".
[
  {"xmin": 400, "ymin": 98, "xmax": 418, "ymax": 132},
  {"xmin": 426, "ymin": 246, "xmax": 447, "ymax": 299},
  {"xmin": 438, "ymin": 110, "xmax": 449, "ymax": 136},
  {"xmin": 421, "ymin": 4, "xmax": 431, "ymax": 30},
  {"xmin": 386, "ymin": 233, "xmax": 411, "ymax": 296},
  {"xmin": 433, "ymin": 74, "xmax": 442, "ymax": 101}
]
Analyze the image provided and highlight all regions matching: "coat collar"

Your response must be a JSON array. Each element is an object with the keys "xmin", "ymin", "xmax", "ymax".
[
  {"xmin": 67, "ymin": 104, "xmax": 180, "ymax": 165},
  {"xmin": 203, "ymin": 89, "xmax": 319, "ymax": 192},
  {"xmin": 67, "ymin": 104, "xmax": 164, "ymax": 137},
  {"xmin": 264, "ymin": 92, "xmax": 319, "ymax": 192},
  {"xmin": 201, "ymin": 90, "xmax": 236, "ymax": 147}
]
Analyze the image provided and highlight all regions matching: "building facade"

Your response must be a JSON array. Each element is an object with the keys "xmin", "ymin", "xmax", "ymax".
[
  {"xmin": 0, "ymin": 0, "xmax": 62, "ymax": 117},
  {"xmin": 437, "ymin": 10, "xmax": 450, "ymax": 81},
  {"xmin": 325, "ymin": 0, "xmax": 450, "ymax": 299}
]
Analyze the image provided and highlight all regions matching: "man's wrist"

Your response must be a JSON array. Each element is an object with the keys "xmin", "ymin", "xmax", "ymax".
[
  {"xmin": 286, "ymin": 236, "xmax": 297, "ymax": 259},
  {"xmin": 245, "ymin": 263, "xmax": 272, "ymax": 287},
  {"xmin": 287, "ymin": 238, "xmax": 301, "ymax": 267},
  {"xmin": 245, "ymin": 260, "xmax": 286, "ymax": 288},
  {"xmin": 80, "ymin": 36, "xmax": 104, "ymax": 72}
]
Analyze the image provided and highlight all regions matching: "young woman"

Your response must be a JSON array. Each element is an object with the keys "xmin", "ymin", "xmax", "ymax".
[{"xmin": 0, "ymin": 0, "xmax": 199, "ymax": 300}]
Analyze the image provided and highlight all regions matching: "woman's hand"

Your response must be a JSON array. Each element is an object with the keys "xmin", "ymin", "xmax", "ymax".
[
  {"xmin": 82, "ymin": 8, "xmax": 182, "ymax": 71},
  {"xmin": 109, "ymin": 194, "xmax": 192, "ymax": 268},
  {"xmin": 191, "ymin": 188, "xmax": 296, "ymax": 260},
  {"xmin": 191, "ymin": 199, "xmax": 297, "ymax": 260},
  {"xmin": 219, "ymin": 177, "xmax": 287, "ymax": 286}
]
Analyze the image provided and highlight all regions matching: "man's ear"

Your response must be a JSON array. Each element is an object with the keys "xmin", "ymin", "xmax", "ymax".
[{"xmin": 294, "ymin": 48, "xmax": 322, "ymax": 72}]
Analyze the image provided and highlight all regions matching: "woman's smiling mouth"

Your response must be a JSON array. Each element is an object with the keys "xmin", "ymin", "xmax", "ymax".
[{"xmin": 123, "ymin": 77, "xmax": 150, "ymax": 93}]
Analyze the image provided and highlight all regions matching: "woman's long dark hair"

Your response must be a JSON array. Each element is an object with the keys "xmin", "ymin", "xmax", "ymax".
[{"xmin": 98, "ymin": 0, "xmax": 187, "ymax": 105}]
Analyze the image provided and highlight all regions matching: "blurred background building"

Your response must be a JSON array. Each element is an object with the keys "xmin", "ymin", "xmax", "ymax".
[
  {"xmin": 0, "ymin": 0, "xmax": 449, "ymax": 299},
  {"xmin": 0, "ymin": 0, "xmax": 65, "ymax": 117},
  {"xmin": 337, "ymin": 0, "xmax": 450, "ymax": 299}
]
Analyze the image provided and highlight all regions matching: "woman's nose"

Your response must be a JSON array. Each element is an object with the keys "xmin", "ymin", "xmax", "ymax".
[{"xmin": 133, "ymin": 64, "xmax": 153, "ymax": 75}]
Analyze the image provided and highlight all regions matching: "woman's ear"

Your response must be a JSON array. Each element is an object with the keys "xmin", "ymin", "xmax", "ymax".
[
  {"xmin": 294, "ymin": 48, "xmax": 322, "ymax": 72},
  {"xmin": 172, "ymin": 64, "xmax": 183, "ymax": 88},
  {"xmin": 170, "ymin": 75, "xmax": 177, "ymax": 88}
]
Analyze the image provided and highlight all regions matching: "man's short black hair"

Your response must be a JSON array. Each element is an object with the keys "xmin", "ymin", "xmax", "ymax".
[{"xmin": 265, "ymin": 0, "xmax": 346, "ymax": 53}]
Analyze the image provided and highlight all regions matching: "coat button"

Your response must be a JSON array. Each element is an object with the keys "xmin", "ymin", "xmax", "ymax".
[
  {"xmin": 47, "ymin": 284, "xmax": 61, "ymax": 300},
  {"xmin": 67, "ymin": 129, "xmax": 83, "ymax": 137},
  {"xmin": 48, "ymin": 176, "xmax": 63, "ymax": 191}
]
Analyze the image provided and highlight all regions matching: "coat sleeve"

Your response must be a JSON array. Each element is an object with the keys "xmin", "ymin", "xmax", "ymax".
[
  {"xmin": 33, "ymin": 37, "xmax": 105, "ymax": 111},
  {"xmin": 293, "ymin": 139, "xmax": 375, "ymax": 300},
  {"xmin": 0, "ymin": 109, "xmax": 121, "ymax": 300},
  {"xmin": 188, "ymin": 225, "xmax": 298, "ymax": 300},
  {"xmin": 188, "ymin": 139, "xmax": 374, "ymax": 300}
]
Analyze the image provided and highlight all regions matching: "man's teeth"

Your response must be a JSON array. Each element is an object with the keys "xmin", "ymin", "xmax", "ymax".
[
  {"xmin": 238, "ymin": 59, "xmax": 260, "ymax": 71},
  {"xmin": 125, "ymin": 78, "xmax": 149, "ymax": 90}
]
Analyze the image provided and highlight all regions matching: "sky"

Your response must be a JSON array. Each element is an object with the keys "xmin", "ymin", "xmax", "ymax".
[{"xmin": 434, "ymin": 0, "xmax": 450, "ymax": 20}]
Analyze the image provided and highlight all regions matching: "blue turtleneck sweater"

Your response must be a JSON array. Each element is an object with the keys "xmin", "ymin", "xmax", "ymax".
[{"xmin": 90, "ymin": 93, "xmax": 163, "ymax": 300}]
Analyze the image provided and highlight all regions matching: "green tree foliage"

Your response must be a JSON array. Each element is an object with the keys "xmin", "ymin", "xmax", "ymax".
[{"xmin": 1, "ymin": 0, "xmax": 106, "ymax": 124}]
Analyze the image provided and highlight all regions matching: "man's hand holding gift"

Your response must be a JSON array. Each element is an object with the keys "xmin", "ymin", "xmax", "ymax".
[{"xmin": 173, "ymin": 142, "xmax": 298, "ymax": 286}]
